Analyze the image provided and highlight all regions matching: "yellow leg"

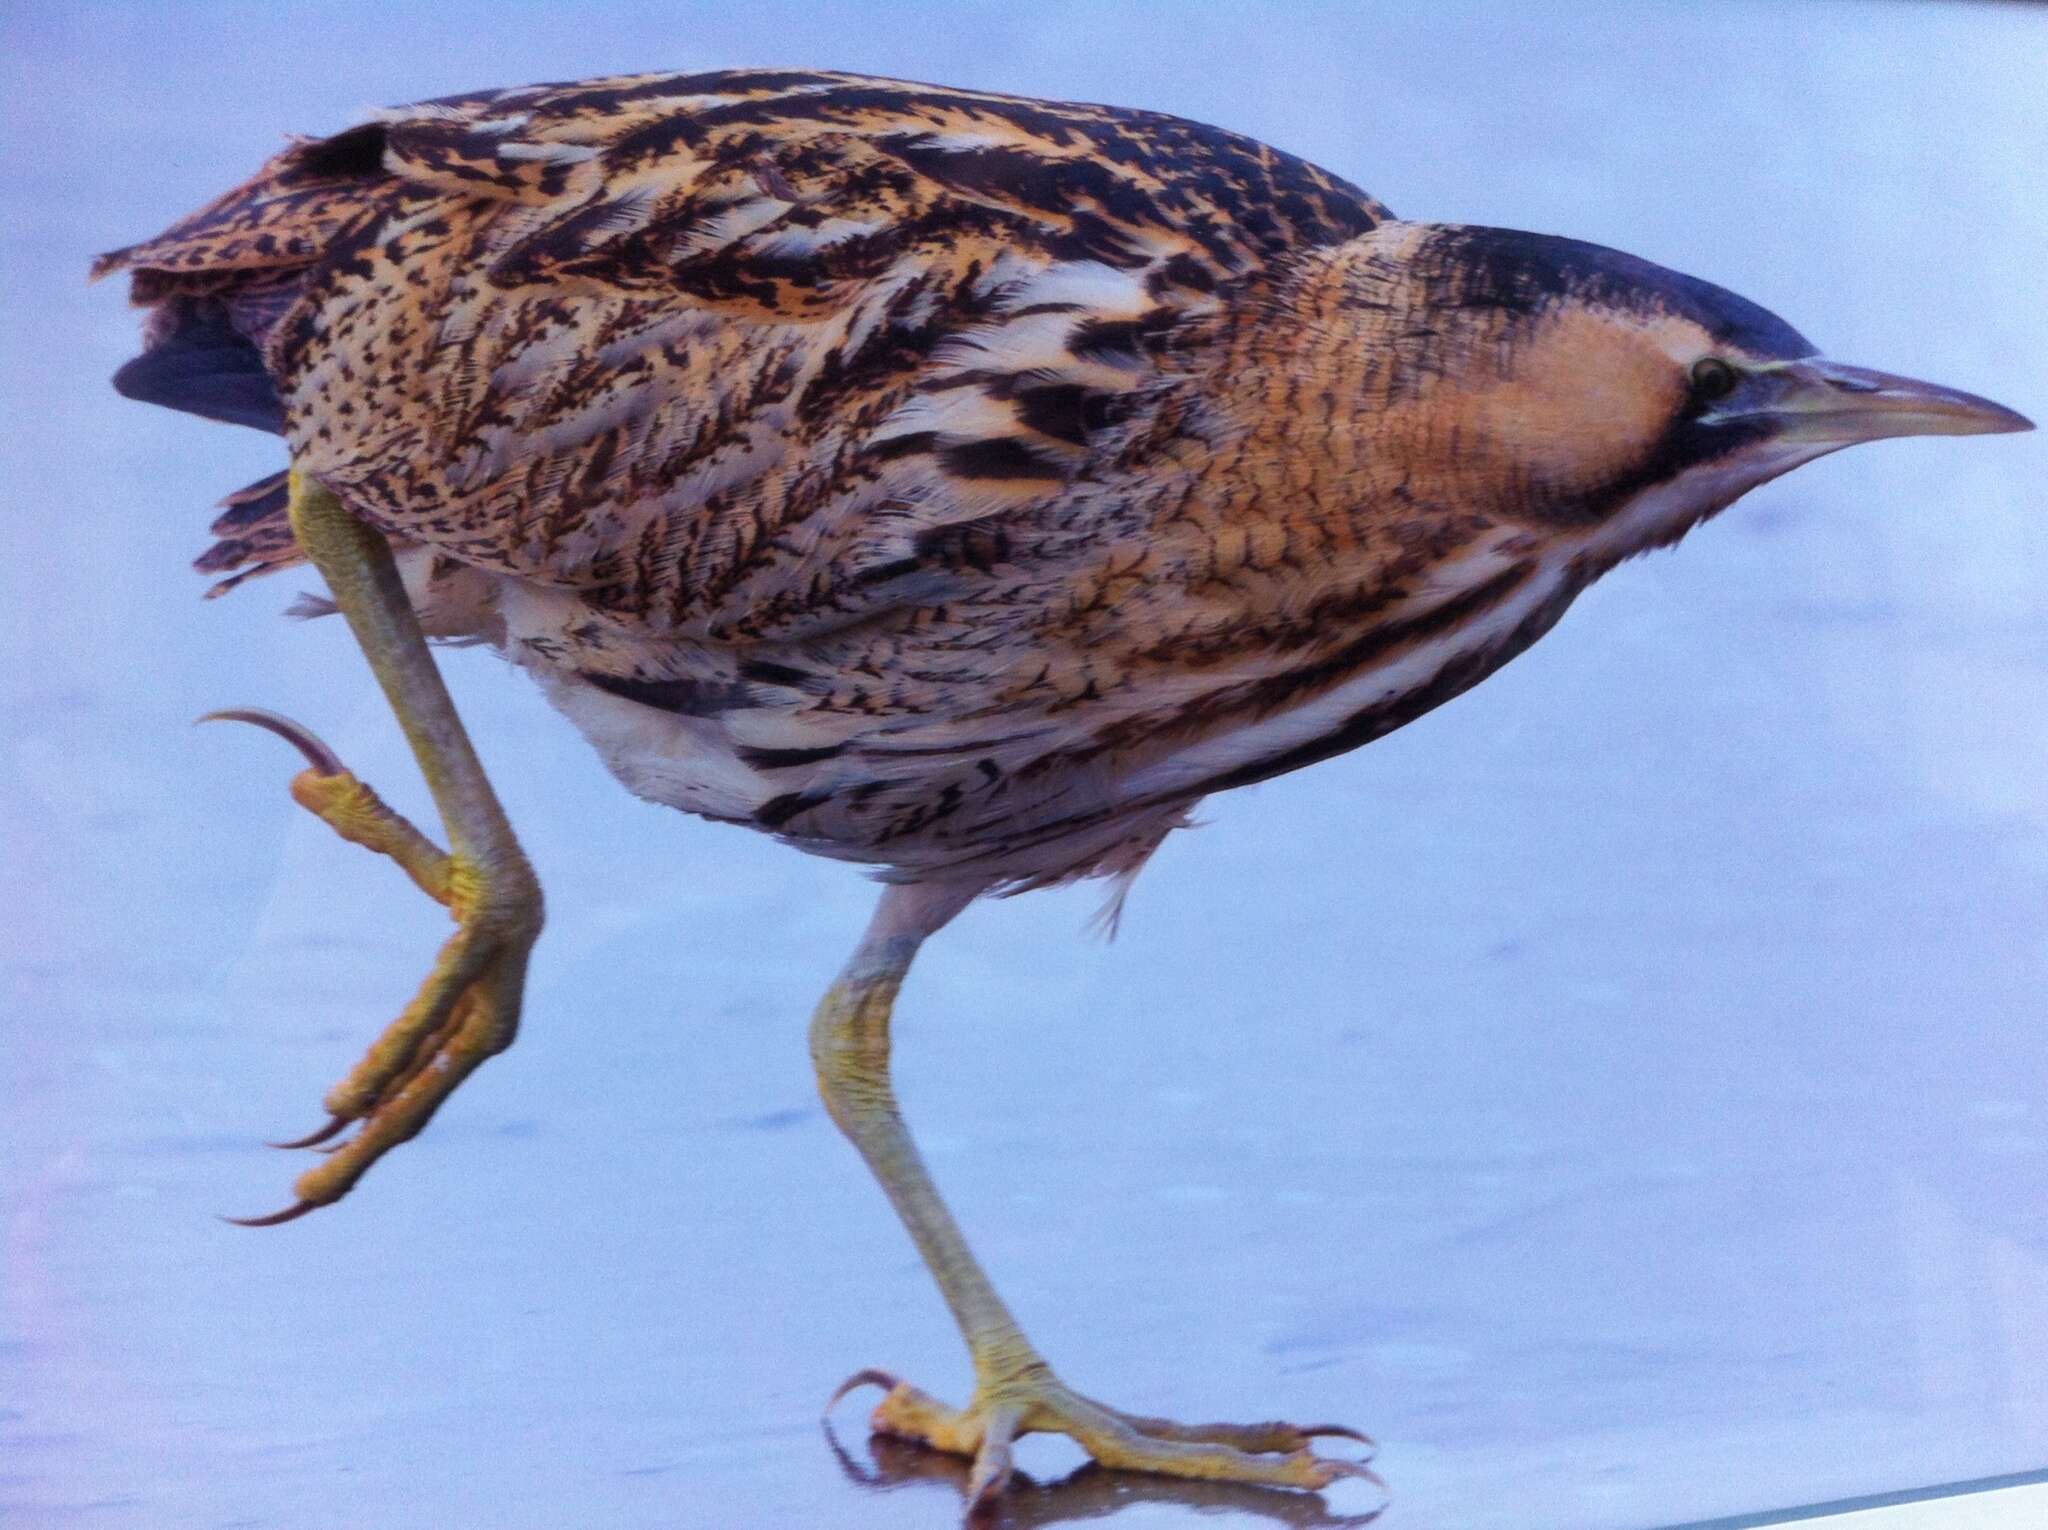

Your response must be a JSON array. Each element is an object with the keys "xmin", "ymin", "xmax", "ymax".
[
  {"xmin": 813, "ymin": 885, "xmax": 1377, "ymax": 1512},
  {"xmin": 214, "ymin": 470, "xmax": 542, "ymax": 1223}
]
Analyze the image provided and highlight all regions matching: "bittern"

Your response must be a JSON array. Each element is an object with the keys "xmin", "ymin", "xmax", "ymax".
[{"xmin": 98, "ymin": 69, "xmax": 2029, "ymax": 1510}]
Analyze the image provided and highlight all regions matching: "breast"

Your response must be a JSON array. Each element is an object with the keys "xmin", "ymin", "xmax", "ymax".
[{"xmin": 490, "ymin": 527, "xmax": 1590, "ymax": 892}]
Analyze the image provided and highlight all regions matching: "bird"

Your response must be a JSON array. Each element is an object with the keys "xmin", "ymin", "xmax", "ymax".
[{"xmin": 96, "ymin": 66, "xmax": 2030, "ymax": 1512}]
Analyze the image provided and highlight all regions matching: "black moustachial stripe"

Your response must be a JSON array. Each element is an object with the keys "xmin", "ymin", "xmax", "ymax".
[
  {"xmin": 738, "ymin": 743, "xmax": 846, "ymax": 769},
  {"xmin": 583, "ymin": 671, "xmax": 750, "ymax": 716},
  {"xmin": 1194, "ymin": 564, "xmax": 1583, "ymax": 799}
]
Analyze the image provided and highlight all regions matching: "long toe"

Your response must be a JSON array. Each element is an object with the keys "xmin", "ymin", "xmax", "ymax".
[
  {"xmin": 834, "ymin": 1367, "xmax": 1377, "ymax": 1512},
  {"xmin": 1088, "ymin": 1401, "xmax": 1376, "ymax": 1459}
]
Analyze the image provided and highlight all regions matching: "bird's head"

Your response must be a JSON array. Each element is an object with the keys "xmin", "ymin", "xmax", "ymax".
[{"xmin": 1328, "ymin": 222, "xmax": 2031, "ymax": 560}]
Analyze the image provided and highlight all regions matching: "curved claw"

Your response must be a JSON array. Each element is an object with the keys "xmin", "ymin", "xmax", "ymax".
[
  {"xmin": 198, "ymin": 707, "xmax": 344, "ymax": 777},
  {"xmin": 826, "ymin": 1368, "xmax": 904, "ymax": 1415},
  {"xmin": 964, "ymin": 1401, "xmax": 1022, "ymax": 1510},
  {"xmin": 1301, "ymin": 1423, "xmax": 1377, "ymax": 1458},
  {"xmin": 1327, "ymin": 1460, "xmax": 1388, "ymax": 1497},
  {"xmin": 268, "ymin": 1115, "xmax": 352, "ymax": 1150},
  {"xmin": 221, "ymin": 1201, "xmax": 318, "ymax": 1228},
  {"xmin": 817, "ymin": 1410, "xmax": 887, "ymax": 1488}
]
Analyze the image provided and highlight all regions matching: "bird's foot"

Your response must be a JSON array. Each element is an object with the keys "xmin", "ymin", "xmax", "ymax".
[
  {"xmin": 833, "ymin": 1366, "xmax": 1378, "ymax": 1515},
  {"xmin": 206, "ymin": 708, "xmax": 542, "ymax": 1224}
]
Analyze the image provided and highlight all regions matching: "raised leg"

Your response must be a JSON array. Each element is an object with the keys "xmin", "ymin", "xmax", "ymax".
[
  {"xmin": 215, "ymin": 469, "xmax": 542, "ymax": 1223},
  {"xmin": 812, "ymin": 883, "xmax": 1375, "ymax": 1512}
]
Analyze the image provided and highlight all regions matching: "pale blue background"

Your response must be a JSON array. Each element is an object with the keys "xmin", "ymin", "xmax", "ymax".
[{"xmin": 3, "ymin": 3, "xmax": 2045, "ymax": 1527}]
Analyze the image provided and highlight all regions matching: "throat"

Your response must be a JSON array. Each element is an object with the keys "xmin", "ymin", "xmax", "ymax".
[{"xmin": 1582, "ymin": 438, "xmax": 1838, "ymax": 566}]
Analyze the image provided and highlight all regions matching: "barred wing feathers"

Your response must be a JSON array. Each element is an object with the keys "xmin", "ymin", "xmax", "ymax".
[
  {"xmin": 97, "ymin": 69, "xmax": 1387, "ymax": 615},
  {"xmin": 100, "ymin": 71, "xmax": 1408, "ymax": 884}
]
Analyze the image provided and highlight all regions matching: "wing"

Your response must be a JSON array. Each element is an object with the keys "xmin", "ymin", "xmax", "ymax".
[{"xmin": 98, "ymin": 68, "xmax": 1390, "ymax": 624}]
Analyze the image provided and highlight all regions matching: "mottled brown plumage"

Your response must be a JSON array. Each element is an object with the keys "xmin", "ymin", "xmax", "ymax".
[
  {"xmin": 101, "ymin": 69, "xmax": 2028, "ymax": 1510},
  {"xmin": 98, "ymin": 70, "xmax": 1408, "ymax": 888},
  {"xmin": 94, "ymin": 71, "xmax": 1659, "ymax": 888},
  {"xmin": 98, "ymin": 70, "xmax": 2028, "ymax": 899}
]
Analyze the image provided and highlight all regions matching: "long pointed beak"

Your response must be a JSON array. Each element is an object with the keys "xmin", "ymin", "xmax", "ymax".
[{"xmin": 1751, "ymin": 358, "xmax": 2033, "ymax": 445}]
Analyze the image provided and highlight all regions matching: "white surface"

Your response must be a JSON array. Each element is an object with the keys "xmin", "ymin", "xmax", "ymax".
[
  {"xmin": 3, "ymin": 4, "xmax": 2045, "ymax": 1529},
  {"xmin": 1826, "ymin": 1485, "xmax": 2047, "ymax": 1530},
  {"xmin": 1724, "ymin": 1480, "xmax": 2048, "ymax": 1530}
]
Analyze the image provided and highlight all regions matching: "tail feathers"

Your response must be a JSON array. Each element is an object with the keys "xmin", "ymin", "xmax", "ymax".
[
  {"xmin": 191, "ymin": 470, "xmax": 412, "ymax": 607},
  {"xmin": 95, "ymin": 121, "xmax": 403, "ymax": 433},
  {"xmin": 97, "ymin": 111, "xmax": 538, "ymax": 602},
  {"xmin": 209, "ymin": 467, "xmax": 291, "ymax": 537},
  {"xmin": 89, "ymin": 103, "xmax": 568, "ymax": 291},
  {"xmin": 112, "ymin": 304, "xmax": 285, "ymax": 433},
  {"xmin": 95, "ymin": 129, "xmax": 395, "ymax": 598},
  {"xmin": 89, "ymin": 135, "xmax": 387, "ymax": 285},
  {"xmin": 195, "ymin": 470, "xmax": 304, "ymax": 597}
]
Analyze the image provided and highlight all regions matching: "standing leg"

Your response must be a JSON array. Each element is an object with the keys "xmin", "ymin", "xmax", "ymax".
[{"xmin": 812, "ymin": 882, "xmax": 1375, "ymax": 1510}]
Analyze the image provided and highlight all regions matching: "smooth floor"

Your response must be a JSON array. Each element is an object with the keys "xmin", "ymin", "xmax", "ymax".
[{"xmin": 4, "ymin": 3, "xmax": 2045, "ymax": 1527}]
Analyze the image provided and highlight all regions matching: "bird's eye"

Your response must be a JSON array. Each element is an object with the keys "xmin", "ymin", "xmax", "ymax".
[{"xmin": 1689, "ymin": 357, "xmax": 1740, "ymax": 406}]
